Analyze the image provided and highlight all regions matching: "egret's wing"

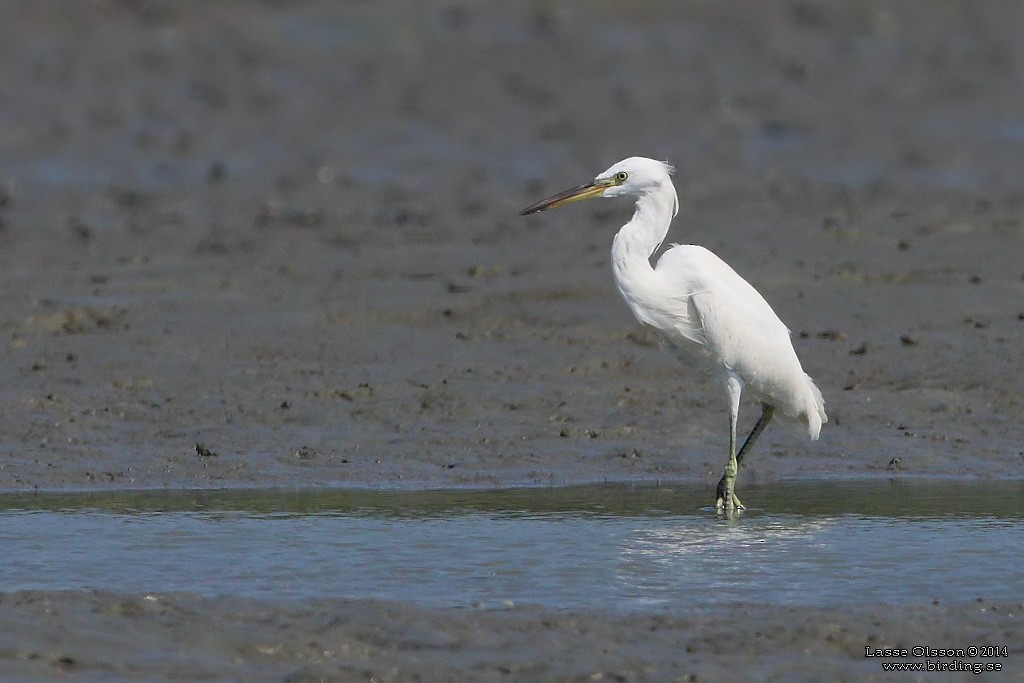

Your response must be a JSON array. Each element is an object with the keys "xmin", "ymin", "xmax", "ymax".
[
  {"xmin": 656, "ymin": 244, "xmax": 826, "ymax": 437},
  {"xmin": 657, "ymin": 245, "xmax": 792, "ymax": 370},
  {"xmin": 690, "ymin": 282, "xmax": 790, "ymax": 365},
  {"xmin": 661, "ymin": 291, "xmax": 709, "ymax": 348}
]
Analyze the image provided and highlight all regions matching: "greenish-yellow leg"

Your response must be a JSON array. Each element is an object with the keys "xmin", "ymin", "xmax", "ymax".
[
  {"xmin": 716, "ymin": 403, "xmax": 774, "ymax": 512},
  {"xmin": 715, "ymin": 447, "xmax": 741, "ymax": 512}
]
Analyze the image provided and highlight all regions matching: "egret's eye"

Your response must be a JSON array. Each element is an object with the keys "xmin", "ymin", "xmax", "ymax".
[{"xmin": 615, "ymin": 172, "xmax": 628, "ymax": 183}]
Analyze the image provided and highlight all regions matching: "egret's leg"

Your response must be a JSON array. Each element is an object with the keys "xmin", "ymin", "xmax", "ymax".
[
  {"xmin": 715, "ymin": 375, "xmax": 743, "ymax": 512},
  {"xmin": 735, "ymin": 404, "xmax": 775, "ymax": 469},
  {"xmin": 716, "ymin": 403, "xmax": 774, "ymax": 511}
]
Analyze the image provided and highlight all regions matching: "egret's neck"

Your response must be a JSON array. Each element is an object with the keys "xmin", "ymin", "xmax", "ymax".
[{"xmin": 611, "ymin": 180, "xmax": 677, "ymax": 277}]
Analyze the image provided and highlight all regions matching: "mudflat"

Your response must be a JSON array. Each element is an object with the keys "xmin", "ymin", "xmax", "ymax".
[{"xmin": 1, "ymin": 1, "xmax": 1021, "ymax": 680}]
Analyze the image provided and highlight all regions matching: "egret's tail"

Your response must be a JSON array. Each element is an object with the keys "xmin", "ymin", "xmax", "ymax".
[{"xmin": 803, "ymin": 373, "xmax": 827, "ymax": 440}]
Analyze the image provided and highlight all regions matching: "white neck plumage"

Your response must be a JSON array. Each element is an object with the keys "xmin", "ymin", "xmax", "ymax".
[{"xmin": 611, "ymin": 179, "xmax": 679, "ymax": 278}]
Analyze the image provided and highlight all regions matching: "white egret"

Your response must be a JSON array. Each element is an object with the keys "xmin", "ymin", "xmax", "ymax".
[{"xmin": 521, "ymin": 157, "xmax": 826, "ymax": 512}]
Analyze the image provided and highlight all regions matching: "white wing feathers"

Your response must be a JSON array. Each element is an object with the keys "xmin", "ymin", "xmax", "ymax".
[{"xmin": 654, "ymin": 245, "xmax": 826, "ymax": 438}]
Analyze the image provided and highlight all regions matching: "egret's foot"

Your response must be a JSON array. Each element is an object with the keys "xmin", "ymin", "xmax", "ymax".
[
  {"xmin": 715, "ymin": 457, "xmax": 742, "ymax": 512},
  {"xmin": 715, "ymin": 478, "xmax": 728, "ymax": 511},
  {"xmin": 714, "ymin": 484, "xmax": 744, "ymax": 512}
]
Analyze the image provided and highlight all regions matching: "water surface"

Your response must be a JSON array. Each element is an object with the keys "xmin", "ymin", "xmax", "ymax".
[{"xmin": 1, "ymin": 480, "xmax": 1020, "ymax": 611}]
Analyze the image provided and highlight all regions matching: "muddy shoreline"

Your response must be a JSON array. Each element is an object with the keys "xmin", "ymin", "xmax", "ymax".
[
  {"xmin": 2, "ymin": 0, "xmax": 1022, "ymax": 495},
  {"xmin": 1, "ymin": 591, "xmax": 1018, "ymax": 682}
]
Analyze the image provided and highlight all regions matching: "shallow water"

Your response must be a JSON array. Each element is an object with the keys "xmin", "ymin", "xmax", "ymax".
[{"xmin": 1, "ymin": 481, "xmax": 1021, "ymax": 611}]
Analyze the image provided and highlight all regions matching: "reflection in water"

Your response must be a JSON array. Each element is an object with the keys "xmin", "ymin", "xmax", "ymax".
[
  {"xmin": 0, "ymin": 481, "xmax": 1021, "ymax": 611},
  {"xmin": 617, "ymin": 517, "xmax": 836, "ymax": 607}
]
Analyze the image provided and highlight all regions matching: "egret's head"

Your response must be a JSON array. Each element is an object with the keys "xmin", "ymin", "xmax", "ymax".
[{"xmin": 521, "ymin": 157, "xmax": 677, "ymax": 216}]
